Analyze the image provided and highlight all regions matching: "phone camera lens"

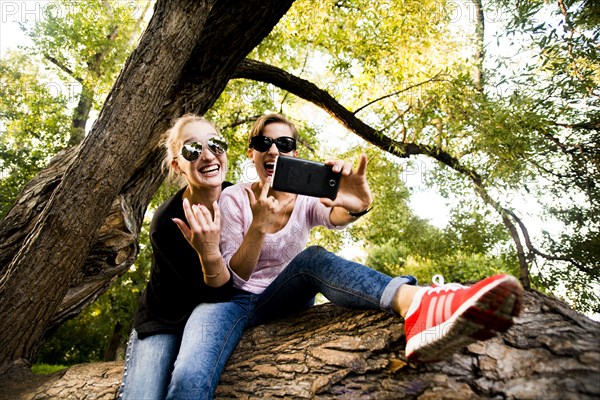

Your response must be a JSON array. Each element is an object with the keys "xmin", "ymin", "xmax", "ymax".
[{"xmin": 329, "ymin": 179, "xmax": 336, "ymax": 187}]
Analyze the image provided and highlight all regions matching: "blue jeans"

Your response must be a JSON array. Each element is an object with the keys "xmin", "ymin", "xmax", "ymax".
[
  {"xmin": 118, "ymin": 329, "xmax": 181, "ymax": 399},
  {"xmin": 166, "ymin": 245, "xmax": 416, "ymax": 399}
]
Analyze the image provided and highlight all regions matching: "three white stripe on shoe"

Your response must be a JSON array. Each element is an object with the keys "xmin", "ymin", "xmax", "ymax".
[{"xmin": 425, "ymin": 293, "xmax": 456, "ymax": 329}]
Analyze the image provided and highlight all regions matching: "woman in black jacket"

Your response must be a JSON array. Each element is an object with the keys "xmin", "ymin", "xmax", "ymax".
[{"xmin": 119, "ymin": 114, "xmax": 233, "ymax": 399}]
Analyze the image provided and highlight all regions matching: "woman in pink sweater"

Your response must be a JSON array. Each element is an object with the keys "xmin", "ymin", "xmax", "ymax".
[{"xmin": 166, "ymin": 114, "xmax": 523, "ymax": 400}]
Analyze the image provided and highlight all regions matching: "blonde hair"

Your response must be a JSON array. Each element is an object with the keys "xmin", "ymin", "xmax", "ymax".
[
  {"xmin": 248, "ymin": 113, "xmax": 299, "ymax": 147},
  {"xmin": 161, "ymin": 114, "xmax": 219, "ymax": 186}
]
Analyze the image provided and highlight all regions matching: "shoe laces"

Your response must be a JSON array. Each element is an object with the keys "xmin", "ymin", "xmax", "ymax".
[{"xmin": 427, "ymin": 274, "xmax": 464, "ymax": 293}]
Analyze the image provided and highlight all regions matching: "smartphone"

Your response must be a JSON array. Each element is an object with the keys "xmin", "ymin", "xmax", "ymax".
[{"xmin": 272, "ymin": 155, "xmax": 340, "ymax": 200}]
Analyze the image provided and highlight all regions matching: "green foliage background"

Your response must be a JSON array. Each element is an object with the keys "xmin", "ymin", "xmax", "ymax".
[{"xmin": 0, "ymin": 0, "xmax": 597, "ymax": 366}]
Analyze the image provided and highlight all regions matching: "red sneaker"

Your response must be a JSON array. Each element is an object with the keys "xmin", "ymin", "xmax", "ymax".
[{"xmin": 404, "ymin": 274, "xmax": 523, "ymax": 362}]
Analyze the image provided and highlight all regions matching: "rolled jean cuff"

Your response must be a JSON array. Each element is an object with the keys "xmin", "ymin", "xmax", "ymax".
[{"xmin": 379, "ymin": 275, "xmax": 418, "ymax": 313}]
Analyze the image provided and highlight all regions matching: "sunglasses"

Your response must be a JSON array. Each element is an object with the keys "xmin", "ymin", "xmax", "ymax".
[
  {"xmin": 180, "ymin": 137, "xmax": 228, "ymax": 161},
  {"xmin": 250, "ymin": 136, "xmax": 297, "ymax": 153}
]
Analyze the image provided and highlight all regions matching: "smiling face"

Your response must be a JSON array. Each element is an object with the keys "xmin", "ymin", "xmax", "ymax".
[
  {"xmin": 248, "ymin": 121, "xmax": 298, "ymax": 181},
  {"xmin": 173, "ymin": 120, "xmax": 228, "ymax": 189}
]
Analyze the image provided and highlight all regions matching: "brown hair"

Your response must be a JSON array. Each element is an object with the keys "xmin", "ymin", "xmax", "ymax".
[
  {"xmin": 161, "ymin": 114, "xmax": 219, "ymax": 185},
  {"xmin": 248, "ymin": 113, "xmax": 299, "ymax": 147}
]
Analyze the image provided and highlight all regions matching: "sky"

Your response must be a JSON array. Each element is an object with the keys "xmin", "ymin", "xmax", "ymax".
[{"xmin": 0, "ymin": 1, "xmax": 47, "ymax": 55}]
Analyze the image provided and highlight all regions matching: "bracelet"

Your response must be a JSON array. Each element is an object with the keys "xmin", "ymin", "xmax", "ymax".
[
  {"xmin": 204, "ymin": 263, "xmax": 225, "ymax": 278},
  {"xmin": 348, "ymin": 206, "xmax": 373, "ymax": 218}
]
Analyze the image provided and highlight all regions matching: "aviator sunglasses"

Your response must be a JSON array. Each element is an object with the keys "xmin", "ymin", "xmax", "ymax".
[
  {"xmin": 250, "ymin": 135, "xmax": 297, "ymax": 153},
  {"xmin": 180, "ymin": 137, "xmax": 228, "ymax": 162}
]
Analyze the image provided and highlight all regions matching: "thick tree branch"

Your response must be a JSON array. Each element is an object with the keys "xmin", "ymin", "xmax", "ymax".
[
  {"xmin": 233, "ymin": 59, "xmax": 430, "ymax": 159},
  {"xmin": 3, "ymin": 291, "xmax": 598, "ymax": 399}
]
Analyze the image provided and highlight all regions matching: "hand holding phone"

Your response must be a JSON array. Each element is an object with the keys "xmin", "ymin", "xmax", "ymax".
[
  {"xmin": 319, "ymin": 153, "xmax": 373, "ymax": 215},
  {"xmin": 272, "ymin": 155, "xmax": 341, "ymax": 200}
]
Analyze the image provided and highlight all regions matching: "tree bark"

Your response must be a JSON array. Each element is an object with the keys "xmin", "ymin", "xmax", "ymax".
[
  {"xmin": 0, "ymin": 290, "xmax": 597, "ymax": 399},
  {"xmin": 0, "ymin": 144, "xmax": 164, "ymax": 332},
  {"xmin": 0, "ymin": 0, "xmax": 295, "ymax": 373},
  {"xmin": 102, "ymin": 322, "xmax": 123, "ymax": 363}
]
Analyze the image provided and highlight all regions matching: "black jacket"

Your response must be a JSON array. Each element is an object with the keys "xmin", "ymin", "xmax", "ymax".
[{"xmin": 133, "ymin": 183, "xmax": 234, "ymax": 338}]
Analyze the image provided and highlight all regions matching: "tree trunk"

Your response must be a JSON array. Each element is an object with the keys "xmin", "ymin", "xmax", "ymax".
[
  {"xmin": 0, "ymin": 144, "xmax": 163, "ymax": 332},
  {"xmin": 0, "ymin": 0, "xmax": 295, "ymax": 374},
  {"xmin": 0, "ymin": 290, "xmax": 597, "ymax": 399},
  {"xmin": 103, "ymin": 323, "xmax": 123, "ymax": 362},
  {"xmin": 70, "ymin": 86, "xmax": 94, "ymax": 146},
  {"xmin": 0, "ymin": 0, "xmax": 211, "ymax": 369}
]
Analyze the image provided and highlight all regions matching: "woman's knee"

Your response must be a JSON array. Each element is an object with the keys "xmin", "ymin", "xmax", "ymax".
[
  {"xmin": 305, "ymin": 245, "xmax": 326, "ymax": 253},
  {"xmin": 284, "ymin": 246, "xmax": 342, "ymax": 278},
  {"xmin": 284, "ymin": 246, "xmax": 328, "ymax": 273},
  {"xmin": 299, "ymin": 245, "xmax": 331, "ymax": 261}
]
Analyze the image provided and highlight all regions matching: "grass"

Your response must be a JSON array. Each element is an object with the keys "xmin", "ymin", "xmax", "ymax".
[{"xmin": 32, "ymin": 364, "xmax": 68, "ymax": 375}]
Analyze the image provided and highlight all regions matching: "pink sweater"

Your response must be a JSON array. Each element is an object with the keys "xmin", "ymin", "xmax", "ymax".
[{"xmin": 219, "ymin": 182, "xmax": 340, "ymax": 294}]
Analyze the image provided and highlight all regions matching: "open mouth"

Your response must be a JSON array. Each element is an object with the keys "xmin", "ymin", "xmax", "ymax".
[
  {"xmin": 264, "ymin": 161, "xmax": 275, "ymax": 176},
  {"xmin": 199, "ymin": 164, "xmax": 220, "ymax": 176}
]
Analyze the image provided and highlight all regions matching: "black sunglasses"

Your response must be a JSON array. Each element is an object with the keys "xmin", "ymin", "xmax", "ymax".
[
  {"xmin": 180, "ymin": 137, "xmax": 228, "ymax": 161},
  {"xmin": 250, "ymin": 136, "xmax": 296, "ymax": 153}
]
